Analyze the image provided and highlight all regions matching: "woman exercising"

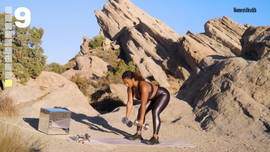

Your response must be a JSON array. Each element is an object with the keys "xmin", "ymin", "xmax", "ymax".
[{"xmin": 122, "ymin": 70, "xmax": 170, "ymax": 145}]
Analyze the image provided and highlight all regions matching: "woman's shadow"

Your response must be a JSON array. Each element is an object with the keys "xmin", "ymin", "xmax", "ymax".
[{"xmin": 23, "ymin": 107, "xmax": 132, "ymax": 138}]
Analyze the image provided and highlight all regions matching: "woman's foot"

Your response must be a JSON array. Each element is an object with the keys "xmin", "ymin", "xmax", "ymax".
[
  {"xmin": 128, "ymin": 133, "xmax": 143, "ymax": 140},
  {"xmin": 146, "ymin": 136, "xmax": 159, "ymax": 145}
]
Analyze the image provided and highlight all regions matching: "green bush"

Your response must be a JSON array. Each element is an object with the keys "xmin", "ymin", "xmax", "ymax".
[
  {"xmin": 110, "ymin": 60, "xmax": 136, "ymax": 77},
  {"xmin": 45, "ymin": 62, "xmax": 67, "ymax": 74},
  {"xmin": 102, "ymin": 60, "xmax": 136, "ymax": 85},
  {"xmin": 0, "ymin": 13, "xmax": 47, "ymax": 84},
  {"xmin": 90, "ymin": 35, "xmax": 107, "ymax": 49}
]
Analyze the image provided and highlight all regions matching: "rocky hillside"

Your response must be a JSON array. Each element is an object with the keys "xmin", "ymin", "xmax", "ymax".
[
  {"xmin": 176, "ymin": 26, "xmax": 270, "ymax": 140},
  {"xmin": 0, "ymin": 1, "xmax": 269, "ymax": 150},
  {"xmin": 94, "ymin": 0, "xmax": 247, "ymax": 88}
]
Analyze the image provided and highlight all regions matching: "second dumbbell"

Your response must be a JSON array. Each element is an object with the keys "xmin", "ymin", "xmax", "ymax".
[
  {"xmin": 121, "ymin": 117, "xmax": 133, "ymax": 127},
  {"xmin": 134, "ymin": 120, "xmax": 149, "ymax": 130}
]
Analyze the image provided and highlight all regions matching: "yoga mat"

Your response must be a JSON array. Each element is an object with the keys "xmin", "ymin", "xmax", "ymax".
[{"xmin": 67, "ymin": 136, "xmax": 195, "ymax": 147}]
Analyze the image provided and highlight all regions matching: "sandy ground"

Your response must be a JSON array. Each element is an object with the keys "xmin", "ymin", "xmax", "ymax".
[{"xmin": 1, "ymin": 105, "xmax": 268, "ymax": 152}]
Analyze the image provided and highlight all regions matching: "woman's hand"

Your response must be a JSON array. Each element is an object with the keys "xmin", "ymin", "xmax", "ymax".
[{"xmin": 137, "ymin": 119, "xmax": 144, "ymax": 127}]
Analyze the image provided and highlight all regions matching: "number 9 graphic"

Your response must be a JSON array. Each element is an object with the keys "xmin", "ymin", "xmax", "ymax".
[{"xmin": 15, "ymin": 7, "xmax": 31, "ymax": 28}]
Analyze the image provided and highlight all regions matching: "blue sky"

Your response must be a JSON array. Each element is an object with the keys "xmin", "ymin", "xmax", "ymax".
[{"xmin": 1, "ymin": 0, "xmax": 269, "ymax": 65}]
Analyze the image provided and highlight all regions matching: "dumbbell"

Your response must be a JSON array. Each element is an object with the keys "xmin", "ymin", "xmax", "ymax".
[
  {"xmin": 134, "ymin": 120, "xmax": 149, "ymax": 130},
  {"xmin": 121, "ymin": 117, "xmax": 133, "ymax": 127}
]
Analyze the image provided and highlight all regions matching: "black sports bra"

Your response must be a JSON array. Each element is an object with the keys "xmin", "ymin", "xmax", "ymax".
[{"xmin": 133, "ymin": 81, "xmax": 154, "ymax": 99}]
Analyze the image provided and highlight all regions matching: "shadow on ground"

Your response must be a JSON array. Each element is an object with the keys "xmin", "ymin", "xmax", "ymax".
[
  {"xmin": 23, "ymin": 107, "xmax": 131, "ymax": 138},
  {"xmin": 23, "ymin": 118, "xmax": 39, "ymax": 130},
  {"xmin": 69, "ymin": 109, "xmax": 132, "ymax": 138}
]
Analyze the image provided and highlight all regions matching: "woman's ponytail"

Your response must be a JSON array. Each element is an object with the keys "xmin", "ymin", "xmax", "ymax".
[
  {"xmin": 122, "ymin": 70, "xmax": 145, "ymax": 81},
  {"xmin": 133, "ymin": 71, "xmax": 145, "ymax": 81}
]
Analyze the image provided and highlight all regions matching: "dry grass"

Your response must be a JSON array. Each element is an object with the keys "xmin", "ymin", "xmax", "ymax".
[
  {"xmin": 167, "ymin": 75, "xmax": 182, "ymax": 95},
  {"xmin": 64, "ymin": 59, "xmax": 76, "ymax": 70},
  {"xmin": 0, "ymin": 96, "xmax": 18, "ymax": 117},
  {"xmin": 0, "ymin": 122, "xmax": 46, "ymax": 152},
  {"xmin": 91, "ymin": 47, "xmax": 118, "ymax": 65},
  {"xmin": 71, "ymin": 73, "xmax": 90, "ymax": 96}
]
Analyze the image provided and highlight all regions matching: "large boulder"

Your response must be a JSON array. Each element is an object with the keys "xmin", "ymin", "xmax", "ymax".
[
  {"xmin": 177, "ymin": 35, "xmax": 217, "ymax": 70},
  {"xmin": 176, "ymin": 26, "xmax": 270, "ymax": 140},
  {"xmin": 61, "ymin": 69, "xmax": 93, "ymax": 80},
  {"xmin": 2, "ymin": 71, "xmax": 71, "ymax": 104},
  {"xmin": 241, "ymin": 26, "xmax": 270, "ymax": 60},
  {"xmin": 62, "ymin": 55, "xmax": 110, "ymax": 80},
  {"xmin": 75, "ymin": 56, "xmax": 91, "ymax": 70},
  {"xmin": 20, "ymin": 82, "xmax": 98, "ymax": 117},
  {"xmin": 89, "ymin": 55, "xmax": 110, "ymax": 77},
  {"xmin": 102, "ymin": 38, "xmax": 111, "ymax": 46},
  {"xmin": 95, "ymin": 0, "xmax": 248, "ymax": 87},
  {"xmin": 1, "ymin": 71, "xmax": 98, "ymax": 116},
  {"xmin": 109, "ymin": 83, "xmax": 127, "ymax": 103}
]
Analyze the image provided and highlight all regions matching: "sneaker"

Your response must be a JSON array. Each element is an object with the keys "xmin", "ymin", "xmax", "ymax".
[
  {"xmin": 146, "ymin": 136, "xmax": 159, "ymax": 145},
  {"xmin": 128, "ymin": 133, "xmax": 143, "ymax": 140}
]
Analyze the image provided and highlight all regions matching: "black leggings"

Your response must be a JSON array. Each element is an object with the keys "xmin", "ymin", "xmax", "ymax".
[{"xmin": 137, "ymin": 87, "xmax": 170, "ymax": 135}]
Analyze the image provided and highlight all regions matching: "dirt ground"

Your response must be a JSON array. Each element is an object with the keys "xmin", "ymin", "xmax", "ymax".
[{"xmin": 1, "ymin": 104, "xmax": 268, "ymax": 152}]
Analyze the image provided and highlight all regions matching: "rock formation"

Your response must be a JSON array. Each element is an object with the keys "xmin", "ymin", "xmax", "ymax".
[
  {"xmin": 1, "ymin": 71, "xmax": 98, "ymax": 116},
  {"xmin": 94, "ymin": 0, "xmax": 247, "ymax": 89},
  {"xmin": 79, "ymin": 36, "xmax": 91, "ymax": 55},
  {"xmin": 95, "ymin": 0, "xmax": 183, "ymax": 87},
  {"xmin": 176, "ymin": 26, "xmax": 270, "ymax": 140},
  {"xmin": 62, "ymin": 55, "xmax": 110, "ymax": 80}
]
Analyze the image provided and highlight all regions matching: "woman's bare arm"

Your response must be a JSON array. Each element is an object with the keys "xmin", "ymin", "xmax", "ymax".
[
  {"xmin": 138, "ymin": 82, "xmax": 149, "ymax": 126},
  {"xmin": 125, "ymin": 87, "xmax": 134, "ymax": 120}
]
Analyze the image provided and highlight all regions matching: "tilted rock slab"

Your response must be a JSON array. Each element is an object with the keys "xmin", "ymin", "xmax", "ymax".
[
  {"xmin": 182, "ymin": 16, "xmax": 247, "ymax": 69},
  {"xmin": 176, "ymin": 26, "xmax": 270, "ymax": 140},
  {"xmin": 95, "ymin": 0, "xmax": 248, "ymax": 88},
  {"xmin": 95, "ymin": 0, "xmax": 187, "ymax": 87}
]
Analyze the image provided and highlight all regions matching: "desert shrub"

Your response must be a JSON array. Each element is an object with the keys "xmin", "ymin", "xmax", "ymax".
[
  {"xmin": 44, "ymin": 62, "xmax": 68, "ymax": 74},
  {"xmin": 91, "ymin": 76, "xmax": 111, "ymax": 91},
  {"xmin": 92, "ymin": 47, "xmax": 118, "ymax": 65},
  {"xmin": 0, "ymin": 96, "xmax": 17, "ymax": 117},
  {"xmin": 64, "ymin": 59, "xmax": 76, "ymax": 70},
  {"xmin": 11, "ymin": 63, "xmax": 31, "ymax": 84},
  {"xmin": 90, "ymin": 35, "xmax": 107, "ymax": 49},
  {"xmin": 107, "ymin": 60, "xmax": 136, "ymax": 79},
  {"xmin": 0, "ymin": 123, "xmax": 46, "ymax": 152},
  {"xmin": 0, "ymin": 13, "xmax": 46, "ymax": 84},
  {"xmin": 89, "ymin": 60, "xmax": 136, "ymax": 91},
  {"xmin": 70, "ymin": 73, "xmax": 89, "ymax": 96},
  {"xmin": 88, "ymin": 60, "xmax": 136, "ymax": 92},
  {"xmin": 167, "ymin": 75, "xmax": 182, "ymax": 94}
]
